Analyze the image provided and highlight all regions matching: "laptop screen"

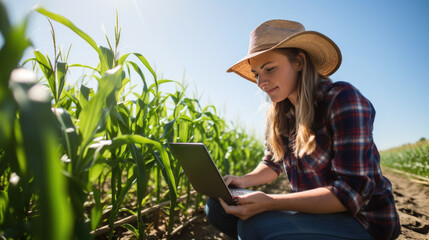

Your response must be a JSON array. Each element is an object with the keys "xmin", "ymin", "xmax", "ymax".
[{"xmin": 169, "ymin": 142, "xmax": 235, "ymax": 205}]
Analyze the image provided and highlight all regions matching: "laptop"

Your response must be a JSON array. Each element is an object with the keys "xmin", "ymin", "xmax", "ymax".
[{"xmin": 169, "ymin": 142, "xmax": 253, "ymax": 205}]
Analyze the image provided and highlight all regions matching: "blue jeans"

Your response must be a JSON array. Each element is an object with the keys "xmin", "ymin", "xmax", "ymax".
[{"xmin": 205, "ymin": 198, "xmax": 374, "ymax": 240}]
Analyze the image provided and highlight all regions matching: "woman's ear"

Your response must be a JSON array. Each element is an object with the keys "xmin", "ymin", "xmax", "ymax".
[{"xmin": 296, "ymin": 52, "xmax": 305, "ymax": 71}]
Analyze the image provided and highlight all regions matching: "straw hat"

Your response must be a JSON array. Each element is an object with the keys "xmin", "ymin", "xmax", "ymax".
[{"xmin": 227, "ymin": 19, "xmax": 342, "ymax": 83}]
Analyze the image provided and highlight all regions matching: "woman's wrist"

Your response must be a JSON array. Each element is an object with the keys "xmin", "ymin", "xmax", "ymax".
[
  {"xmin": 265, "ymin": 194, "xmax": 281, "ymax": 211},
  {"xmin": 238, "ymin": 175, "xmax": 249, "ymax": 188}
]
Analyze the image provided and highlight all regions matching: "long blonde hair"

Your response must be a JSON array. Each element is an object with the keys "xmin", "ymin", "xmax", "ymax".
[{"xmin": 266, "ymin": 48, "xmax": 320, "ymax": 162}]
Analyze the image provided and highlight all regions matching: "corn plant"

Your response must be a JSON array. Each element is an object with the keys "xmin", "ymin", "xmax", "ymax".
[
  {"xmin": 381, "ymin": 141, "xmax": 429, "ymax": 178},
  {"xmin": 0, "ymin": 3, "xmax": 73, "ymax": 239},
  {"xmin": 0, "ymin": 4, "xmax": 265, "ymax": 240}
]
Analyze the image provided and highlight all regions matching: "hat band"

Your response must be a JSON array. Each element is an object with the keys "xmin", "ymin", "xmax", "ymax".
[{"xmin": 249, "ymin": 43, "xmax": 276, "ymax": 54}]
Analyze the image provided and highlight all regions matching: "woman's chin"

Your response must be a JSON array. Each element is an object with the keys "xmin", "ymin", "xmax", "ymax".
[{"xmin": 269, "ymin": 95, "xmax": 288, "ymax": 103}]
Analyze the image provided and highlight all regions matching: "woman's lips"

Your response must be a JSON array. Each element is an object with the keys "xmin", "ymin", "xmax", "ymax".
[{"xmin": 265, "ymin": 86, "xmax": 278, "ymax": 94}]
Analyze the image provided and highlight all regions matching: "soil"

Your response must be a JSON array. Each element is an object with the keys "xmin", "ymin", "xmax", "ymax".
[
  {"xmin": 386, "ymin": 169, "xmax": 429, "ymax": 239},
  {"xmin": 114, "ymin": 168, "xmax": 429, "ymax": 239}
]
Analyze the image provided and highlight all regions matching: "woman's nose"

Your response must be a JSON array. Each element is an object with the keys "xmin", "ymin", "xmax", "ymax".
[{"xmin": 257, "ymin": 75, "xmax": 267, "ymax": 89}]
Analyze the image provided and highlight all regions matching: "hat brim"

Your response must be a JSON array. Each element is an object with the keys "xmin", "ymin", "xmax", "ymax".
[{"xmin": 227, "ymin": 31, "xmax": 342, "ymax": 83}]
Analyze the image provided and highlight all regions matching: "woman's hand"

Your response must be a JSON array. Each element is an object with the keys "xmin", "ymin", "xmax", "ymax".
[
  {"xmin": 223, "ymin": 175, "xmax": 247, "ymax": 188},
  {"xmin": 223, "ymin": 163, "xmax": 279, "ymax": 190},
  {"xmin": 218, "ymin": 191, "xmax": 273, "ymax": 220}
]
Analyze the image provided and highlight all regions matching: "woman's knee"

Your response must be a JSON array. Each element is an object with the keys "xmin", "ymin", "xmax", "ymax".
[
  {"xmin": 205, "ymin": 198, "xmax": 239, "ymax": 239},
  {"xmin": 237, "ymin": 211, "xmax": 374, "ymax": 240},
  {"xmin": 237, "ymin": 211, "xmax": 301, "ymax": 240},
  {"xmin": 237, "ymin": 212, "xmax": 270, "ymax": 240},
  {"xmin": 205, "ymin": 198, "xmax": 222, "ymax": 222}
]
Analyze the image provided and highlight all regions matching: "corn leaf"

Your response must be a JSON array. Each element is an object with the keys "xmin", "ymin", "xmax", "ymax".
[
  {"xmin": 100, "ymin": 45, "xmax": 114, "ymax": 72},
  {"xmin": 108, "ymin": 172, "xmax": 136, "ymax": 239},
  {"xmin": 69, "ymin": 63, "xmax": 99, "ymax": 73},
  {"xmin": 121, "ymin": 224, "xmax": 139, "ymax": 238},
  {"xmin": 118, "ymin": 53, "xmax": 131, "ymax": 65},
  {"xmin": 0, "ymin": 190, "xmax": 8, "ymax": 224},
  {"xmin": 90, "ymin": 187, "xmax": 102, "ymax": 230},
  {"xmin": 111, "ymin": 135, "xmax": 177, "ymax": 196},
  {"xmin": 35, "ymin": 7, "xmax": 109, "ymax": 74},
  {"xmin": 56, "ymin": 61, "xmax": 66, "ymax": 103},
  {"xmin": 78, "ymin": 65, "xmax": 123, "ymax": 151},
  {"xmin": 126, "ymin": 61, "xmax": 147, "ymax": 92},
  {"xmin": 129, "ymin": 144, "xmax": 146, "ymax": 238},
  {"xmin": 52, "ymin": 108, "xmax": 79, "ymax": 162},
  {"xmin": 33, "ymin": 50, "xmax": 55, "ymax": 98},
  {"xmin": 148, "ymin": 79, "xmax": 175, "ymax": 91},
  {"xmin": 10, "ymin": 69, "xmax": 73, "ymax": 240},
  {"xmin": 0, "ymin": 15, "xmax": 30, "ymax": 147},
  {"xmin": 0, "ymin": 3, "xmax": 10, "ymax": 35},
  {"xmin": 160, "ymin": 118, "xmax": 176, "ymax": 140},
  {"xmin": 134, "ymin": 53, "xmax": 156, "ymax": 80}
]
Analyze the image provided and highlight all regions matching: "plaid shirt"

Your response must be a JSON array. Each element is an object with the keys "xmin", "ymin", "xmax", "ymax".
[{"xmin": 263, "ymin": 80, "xmax": 400, "ymax": 240}]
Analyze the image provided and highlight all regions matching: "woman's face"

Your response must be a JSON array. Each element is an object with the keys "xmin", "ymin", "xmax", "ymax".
[{"xmin": 249, "ymin": 50, "xmax": 302, "ymax": 104}]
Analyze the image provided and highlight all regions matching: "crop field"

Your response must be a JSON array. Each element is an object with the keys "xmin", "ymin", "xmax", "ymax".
[
  {"xmin": 380, "ymin": 139, "xmax": 429, "ymax": 179},
  {"xmin": 0, "ymin": 6, "xmax": 263, "ymax": 240},
  {"xmin": 2, "ymin": 3, "xmax": 428, "ymax": 240}
]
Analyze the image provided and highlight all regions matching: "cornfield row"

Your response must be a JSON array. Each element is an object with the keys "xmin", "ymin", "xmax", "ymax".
[
  {"xmin": 381, "ymin": 139, "xmax": 429, "ymax": 179},
  {"xmin": 0, "ymin": 5, "xmax": 264, "ymax": 240}
]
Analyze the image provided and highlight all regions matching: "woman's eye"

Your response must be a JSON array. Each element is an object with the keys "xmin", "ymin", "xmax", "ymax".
[
  {"xmin": 253, "ymin": 73, "xmax": 259, "ymax": 78},
  {"xmin": 266, "ymin": 67, "xmax": 275, "ymax": 72}
]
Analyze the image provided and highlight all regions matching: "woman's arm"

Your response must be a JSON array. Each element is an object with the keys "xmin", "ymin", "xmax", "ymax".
[
  {"xmin": 219, "ymin": 187, "xmax": 346, "ymax": 220},
  {"xmin": 268, "ymin": 187, "xmax": 346, "ymax": 213},
  {"xmin": 224, "ymin": 163, "xmax": 278, "ymax": 188}
]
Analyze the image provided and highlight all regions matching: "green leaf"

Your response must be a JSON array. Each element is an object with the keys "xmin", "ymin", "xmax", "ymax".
[
  {"xmin": 34, "ymin": 50, "xmax": 55, "ymax": 97},
  {"xmin": 129, "ymin": 145, "xmax": 146, "ymax": 237},
  {"xmin": 78, "ymin": 65, "xmax": 123, "ymax": 150},
  {"xmin": 0, "ymin": 2, "xmax": 11, "ymax": 36},
  {"xmin": 118, "ymin": 53, "xmax": 131, "ymax": 65},
  {"xmin": 35, "ymin": 7, "xmax": 109, "ymax": 74},
  {"xmin": 148, "ymin": 79, "xmax": 175, "ymax": 91},
  {"xmin": 100, "ymin": 45, "xmax": 114, "ymax": 72},
  {"xmin": 69, "ymin": 63, "xmax": 99, "ymax": 72},
  {"xmin": 134, "ymin": 53, "xmax": 156, "ymax": 80},
  {"xmin": 56, "ymin": 61, "xmax": 66, "ymax": 103},
  {"xmin": 21, "ymin": 57, "xmax": 36, "ymax": 66},
  {"xmin": 121, "ymin": 223, "xmax": 139, "ymax": 237},
  {"xmin": 52, "ymin": 108, "xmax": 79, "ymax": 161},
  {"xmin": 10, "ymin": 68, "xmax": 73, "ymax": 240},
  {"xmin": 78, "ymin": 84, "xmax": 91, "ymax": 108},
  {"xmin": 0, "ymin": 13, "xmax": 30, "ymax": 147},
  {"xmin": 0, "ymin": 13, "xmax": 30, "ymax": 92},
  {"xmin": 178, "ymin": 119, "xmax": 190, "ymax": 142},
  {"xmin": 88, "ymin": 162, "xmax": 105, "ymax": 182},
  {"xmin": 90, "ymin": 187, "xmax": 102, "ymax": 230},
  {"xmin": 126, "ymin": 61, "xmax": 147, "ymax": 92},
  {"xmin": 0, "ymin": 190, "xmax": 9, "ymax": 224},
  {"xmin": 108, "ymin": 172, "xmax": 137, "ymax": 238},
  {"xmin": 0, "ymin": 97, "xmax": 17, "ymax": 148},
  {"xmin": 111, "ymin": 135, "xmax": 177, "ymax": 196},
  {"xmin": 160, "ymin": 118, "xmax": 176, "ymax": 140},
  {"xmin": 63, "ymin": 90, "xmax": 80, "ymax": 111}
]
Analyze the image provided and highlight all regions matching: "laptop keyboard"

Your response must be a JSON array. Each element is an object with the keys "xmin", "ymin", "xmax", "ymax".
[{"xmin": 230, "ymin": 188, "xmax": 254, "ymax": 197}]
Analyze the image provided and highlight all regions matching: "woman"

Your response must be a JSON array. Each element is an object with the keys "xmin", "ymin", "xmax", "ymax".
[{"xmin": 205, "ymin": 20, "xmax": 400, "ymax": 240}]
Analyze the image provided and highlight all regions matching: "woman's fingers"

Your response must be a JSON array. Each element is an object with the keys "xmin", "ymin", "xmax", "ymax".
[
  {"xmin": 223, "ymin": 175, "xmax": 233, "ymax": 186},
  {"xmin": 218, "ymin": 198, "xmax": 231, "ymax": 211},
  {"xmin": 219, "ymin": 197, "xmax": 252, "ymax": 221},
  {"xmin": 233, "ymin": 192, "xmax": 271, "ymax": 209},
  {"xmin": 234, "ymin": 192, "xmax": 256, "ymax": 205},
  {"xmin": 219, "ymin": 198, "xmax": 241, "ymax": 217},
  {"xmin": 223, "ymin": 175, "xmax": 242, "ymax": 187}
]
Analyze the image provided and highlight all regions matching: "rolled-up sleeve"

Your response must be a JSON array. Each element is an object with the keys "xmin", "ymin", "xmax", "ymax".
[
  {"xmin": 262, "ymin": 148, "xmax": 283, "ymax": 175},
  {"xmin": 328, "ymin": 87, "xmax": 377, "ymax": 216}
]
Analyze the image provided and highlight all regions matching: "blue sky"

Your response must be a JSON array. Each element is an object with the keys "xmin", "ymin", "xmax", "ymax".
[{"xmin": 4, "ymin": 0, "xmax": 429, "ymax": 150}]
